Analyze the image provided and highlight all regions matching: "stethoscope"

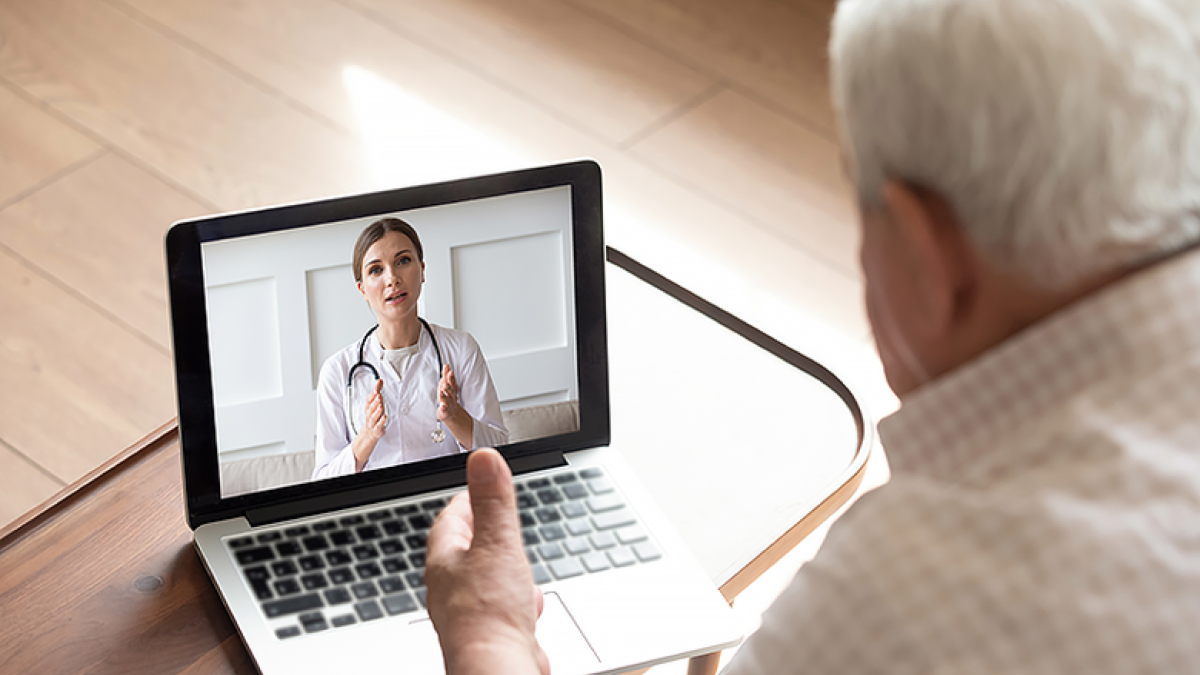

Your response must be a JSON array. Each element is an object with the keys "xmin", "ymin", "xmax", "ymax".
[{"xmin": 346, "ymin": 318, "xmax": 446, "ymax": 443}]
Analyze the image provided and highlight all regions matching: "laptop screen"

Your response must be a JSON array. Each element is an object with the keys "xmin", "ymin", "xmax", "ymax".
[{"xmin": 167, "ymin": 162, "xmax": 608, "ymax": 526}]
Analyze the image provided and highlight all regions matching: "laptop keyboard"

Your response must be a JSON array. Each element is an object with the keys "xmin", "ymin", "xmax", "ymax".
[{"xmin": 224, "ymin": 467, "xmax": 662, "ymax": 640}]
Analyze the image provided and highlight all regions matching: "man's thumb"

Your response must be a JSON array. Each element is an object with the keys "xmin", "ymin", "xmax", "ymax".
[{"xmin": 466, "ymin": 448, "xmax": 518, "ymax": 546}]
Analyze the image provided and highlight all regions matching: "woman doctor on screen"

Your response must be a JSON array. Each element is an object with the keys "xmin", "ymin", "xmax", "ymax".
[{"xmin": 312, "ymin": 217, "xmax": 508, "ymax": 479}]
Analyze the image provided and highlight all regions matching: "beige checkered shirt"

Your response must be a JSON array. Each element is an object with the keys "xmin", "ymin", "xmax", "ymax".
[{"xmin": 728, "ymin": 249, "xmax": 1200, "ymax": 674}]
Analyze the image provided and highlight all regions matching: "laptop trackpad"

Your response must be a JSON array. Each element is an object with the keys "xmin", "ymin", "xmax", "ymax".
[
  {"xmin": 406, "ymin": 592, "xmax": 597, "ymax": 672},
  {"xmin": 536, "ymin": 591, "xmax": 600, "ymax": 671}
]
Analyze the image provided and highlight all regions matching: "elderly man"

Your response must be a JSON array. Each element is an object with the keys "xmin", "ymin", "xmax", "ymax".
[{"xmin": 425, "ymin": 0, "xmax": 1200, "ymax": 672}]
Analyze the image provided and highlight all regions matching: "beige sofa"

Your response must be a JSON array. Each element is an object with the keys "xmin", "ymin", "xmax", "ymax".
[{"xmin": 219, "ymin": 400, "xmax": 580, "ymax": 497}]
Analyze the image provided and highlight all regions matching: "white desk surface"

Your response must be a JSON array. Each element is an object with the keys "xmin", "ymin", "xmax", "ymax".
[{"xmin": 604, "ymin": 257, "xmax": 869, "ymax": 586}]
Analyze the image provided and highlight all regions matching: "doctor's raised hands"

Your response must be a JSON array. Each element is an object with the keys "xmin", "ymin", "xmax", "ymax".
[{"xmin": 351, "ymin": 379, "xmax": 386, "ymax": 472}]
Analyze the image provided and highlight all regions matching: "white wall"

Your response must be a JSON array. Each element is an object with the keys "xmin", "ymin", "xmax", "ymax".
[{"xmin": 202, "ymin": 186, "xmax": 577, "ymax": 463}]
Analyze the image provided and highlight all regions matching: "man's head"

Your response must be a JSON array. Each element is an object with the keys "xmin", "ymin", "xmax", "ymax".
[{"xmin": 830, "ymin": 0, "xmax": 1200, "ymax": 396}]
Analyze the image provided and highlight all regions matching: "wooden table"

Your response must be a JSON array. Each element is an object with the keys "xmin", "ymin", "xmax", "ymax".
[{"xmin": 0, "ymin": 253, "xmax": 871, "ymax": 674}]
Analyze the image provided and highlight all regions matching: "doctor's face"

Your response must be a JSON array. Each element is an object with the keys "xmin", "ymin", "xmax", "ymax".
[{"xmin": 358, "ymin": 231, "xmax": 425, "ymax": 325}]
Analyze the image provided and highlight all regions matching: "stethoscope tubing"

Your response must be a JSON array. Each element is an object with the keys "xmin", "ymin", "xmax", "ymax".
[{"xmin": 345, "ymin": 318, "xmax": 444, "ymax": 438}]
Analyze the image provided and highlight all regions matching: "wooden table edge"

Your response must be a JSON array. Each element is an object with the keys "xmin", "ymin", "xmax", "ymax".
[{"xmin": 0, "ymin": 417, "xmax": 179, "ymax": 545}]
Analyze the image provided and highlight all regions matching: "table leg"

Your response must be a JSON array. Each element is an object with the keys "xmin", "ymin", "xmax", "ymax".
[{"xmin": 687, "ymin": 652, "xmax": 722, "ymax": 675}]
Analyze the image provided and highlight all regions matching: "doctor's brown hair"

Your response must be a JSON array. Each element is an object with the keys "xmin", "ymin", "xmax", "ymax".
[{"xmin": 352, "ymin": 217, "xmax": 425, "ymax": 283}]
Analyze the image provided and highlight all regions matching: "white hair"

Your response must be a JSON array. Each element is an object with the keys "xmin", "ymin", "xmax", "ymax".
[{"xmin": 830, "ymin": 0, "xmax": 1200, "ymax": 288}]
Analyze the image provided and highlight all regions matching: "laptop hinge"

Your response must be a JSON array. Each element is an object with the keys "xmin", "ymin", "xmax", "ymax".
[{"xmin": 245, "ymin": 450, "xmax": 568, "ymax": 528}]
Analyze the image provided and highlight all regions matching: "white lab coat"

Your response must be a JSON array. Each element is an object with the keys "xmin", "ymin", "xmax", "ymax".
[{"xmin": 313, "ymin": 323, "xmax": 508, "ymax": 479}]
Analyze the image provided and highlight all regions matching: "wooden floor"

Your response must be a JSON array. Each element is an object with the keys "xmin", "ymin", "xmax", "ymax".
[{"xmin": 0, "ymin": 0, "xmax": 884, "ymax": 538}]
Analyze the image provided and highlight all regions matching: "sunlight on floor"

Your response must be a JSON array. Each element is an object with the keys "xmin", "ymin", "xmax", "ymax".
[{"xmin": 343, "ymin": 65, "xmax": 530, "ymax": 189}]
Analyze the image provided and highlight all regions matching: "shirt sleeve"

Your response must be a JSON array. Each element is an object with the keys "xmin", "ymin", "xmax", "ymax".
[
  {"xmin": 312, "ymin": 354, "xmax": 359, "ymax": 479},
  {"xmin": 453, "ymin": 332, "xmax": 509, "ymax": 450}
]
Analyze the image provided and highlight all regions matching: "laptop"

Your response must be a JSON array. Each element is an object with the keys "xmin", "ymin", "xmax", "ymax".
[{"xmin": 166, "ymin": 160, "xmax": 743, "ymax": 674}]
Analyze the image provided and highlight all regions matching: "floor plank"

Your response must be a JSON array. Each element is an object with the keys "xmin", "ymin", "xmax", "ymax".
[
  {"xmin": 110, "ymin": 0, "xmax": 867, "ymax": 342},
  {"xmin": 569, "ymin": 0, "xmax": 837, "ymax": 137},
  {"xmin": 339, "ymin": 0, "xmax": 717, "ymax": 145},
  {"xmin": 0, "ymin": 0, "xmax": 371, "ymax": 211},
  {"xmin": 0, "ymin": 246, "xmax": 175, "ymax": 483},
  {"xmin": 0, "ymin": 83, "xmax": 99, "ymax": 207},
  {"xmin": 0, "ymin": 441, "xmax": 63, "ymax": 528},
  {"xmin": 0, "ymin": 152, "xmax": 208, "ymax": 350},
  {"xmin": 629, "ymin": 88, "xmax": 859, "ymax": 277}
]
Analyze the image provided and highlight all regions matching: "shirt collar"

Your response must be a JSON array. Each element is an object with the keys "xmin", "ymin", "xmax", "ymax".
[{"xmin": 878, "ymin": 248, "xmax": 1200, "ymax": 482}]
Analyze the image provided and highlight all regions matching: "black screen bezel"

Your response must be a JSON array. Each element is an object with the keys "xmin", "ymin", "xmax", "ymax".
[{"xmin": 166, "ymin": 160, "xmax": 608, "ymax": 529}]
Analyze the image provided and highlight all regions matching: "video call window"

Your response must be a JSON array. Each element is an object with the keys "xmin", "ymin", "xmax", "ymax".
[{"xmin": 201, "ymin": 186, "xmax": 580, "ymax": 498}]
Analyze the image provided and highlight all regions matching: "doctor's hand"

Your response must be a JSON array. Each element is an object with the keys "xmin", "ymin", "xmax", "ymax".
[
  {"xmin": 437, "ymin": 365, "xmax": 474, "ymax": 449},
  {"xmin": 426, "ymin": 448, "xmax": 548, "ymax": 675},
  {"xmin": 351, "ymin": 379, "xmax": 386, "ymax": 472},
  {"xmin": 436, "ymin": 365, "xmax": 464, "ymax": 422}
]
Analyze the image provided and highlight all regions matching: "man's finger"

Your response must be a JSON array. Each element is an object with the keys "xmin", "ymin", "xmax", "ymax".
[
  {"xmin": 465, "ymin": 448, "xmax": 520, "ymax": 550},
  {"xmin": 427, "ymin": 492, "xmax": 475, "ymax": 564}
]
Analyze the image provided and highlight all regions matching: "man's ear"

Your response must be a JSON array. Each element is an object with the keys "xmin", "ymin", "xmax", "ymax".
[{"xmin": 880, "ymin": 181, "xmax": 974, "ymax": 336}]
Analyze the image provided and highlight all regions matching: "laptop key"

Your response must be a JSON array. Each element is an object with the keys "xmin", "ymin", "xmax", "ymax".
[
  {"xmin": 298, "ymin": 555, "xmax": 325, "ymax": 572},
  {"xmin": 236, "ymin": 547, "xmax": 276, "ymax": 565},
  {"xmin": 633, "ymin": 542, "xmax": 662, "ymax": 562},
  {"xmin": 522, "ymin": 529, "xmax": 541, "ymax": 546},
  {"xmin": 263, "ymin": 592, "xmax": 323, "ymax": 618},
  {"xmin": 329, "ymin": 531, "xmax": 355, "ymax": 547},
  {"xmin": 549, "ymin": 558, "xmax": 585, "ymax": 580},
  {"xmin": 356, "ymin": 562, "xmax": 383, "ymax": 579},
  {"xmin": 561, "ymin": 502, "xmax": 586, "ymax": 519},
  {"xmin": 517, "ymin": 494, "xmax": 537, "ymax": 509},
  {"xmin": 527, "ymin": 478, "xmax": 551, "ymax": 489},
  {"xmin": 540, "ymin": 524, "xmax": 566, "ymax": 542},
  {"xmin": 566, "ymin": 520, "xmax": 592, "ymax": 537},
  {"xmin": 379, "ymin": 539, "xmax": 405, "ymax": 556},
  {"xmin": 405, "ymin": 571, "xmax": 425, "ymax": 589},
  {"xmin": 326, "ymin": 550, "xmax": 352, "ymax": 566},
  {"xmin": 250, "ymin": 579, "xmax": 273, "ymax": 601},
  {"xmin": 352, "ymin": 545, "xmax": 379, "ymax": 561},
  {"xmin": 302, "ymin": 535, "xmax": 330, "ymax": 552},
  {"xmin": 415, "ymin": 588, "xmax": 428, "ymax": 608},
  {"xmin": 271, "ymin": 560, "xmax": 298, "ymax": 577},
  {"xmin": 563, "ymin": 483, "xmax": 588, "ymax": 500},
  {"xmin": 276, "ymin": 541, "xmax": 303, "ymax": 557},
  {"xmin": 301, "ymin": 573, "xmax": 328, "ymax": 591},
  {"xmin": 586, "ymin": 495, "xmax": 625, "ymax": 513},
  {"xmin": 367, "ymin": 509, "xmax": 392, "ymax": 522},
  {"xmin": 579, "ymin": 468, "xmax": 604, "ymax": 479},
  {"xmin": 553, "ymin": 473, "xmax": 578, "ymax": 484},
  {"xmin": 382, "ymin": 520, "xmax": 409, "ymax": 536},
  {"xmin": 589, "ymin": 532, "xmax": 616, "ymax": 549},
  {"xmin": 229, "ymin": 537, "xmax": 254, "ymax": 549},
  {"xmin": 382, "ymin": 593, "xmax": 419, "ymax": 615},
  {"xmin": 588, "ymin": 478, "xmax": 615, "ymax": 495},
  {"xmin": 526, "ymin": 547, "xmax": 537, "ymax": 564},
  {"xmin": 537, "ymin": 543, "xmax": 565, "ymax": 561},
  {"xmin": 581, "ymin": 552, "xmax": 611, "ymax": 573},
  {"xmin": 409, "ymin": 552, "xmax": 426, "ymax": 568},
  {"xmin": 324, "ymin": 587, "xmax": 352, "ymax": 605},
  {"xmin": 382, "ymin": 557, "xmax": 409, "ymax": 574},
  {"xmin": 328, "ymin": 567, "xmax": 354, "ymax": 585},
  {"xmin": 537, "ymin": 488, "xmax": 564, "ymax": 505},
  {"xmin": 616, "ymin": 526, "xmax": 649, "ymax": 545},
  {"xmin": 274, "ymin": 578, "xmax": 302, "ymax": 596},
  {"xmin": 312, "ymin": 521, "xmax": 337, "ymax": 532},
  {"xmin": 354, "ymin": 600, "xmax": 384, "ymax": 622},
  {"xmin": 351, "ymin": 581, "xmax": 379, "ymax": 599},
  {"xmin": 356, "ymin": 525, "xmax": 383, "ymax": 541},
  {"xmin": 276, "ymin": 626, "xmax": 302, "ymax": 639},
  {"xmin": 406, "ymin": 533, "xmax": 428, "ymax": 550},
  {"xmin": 520, "ymin": 512, "xmax": 537, "ymax": 528},
  {"xmin": 592, "ymin": 509, "xmax": 636, "ymax": 530},
  {"xmin": 607, "ymin": 548, "xmax": 637, "ymax": 568},
  {"xmin": 331, "ymin": 614, "xmax": 357, "ymax": 627},
  {"xmin": 256, "ymin": 532, "xmax": 282, "ymax": 544},
  {"xmin": 244, "ymin": 566, "xmax": 270, "ymax": 582},
  {"xmin": 393, "ymin": 504, "xmax": 420, "ymax": 516},
  {"xmin": 532, "ymin": 564, "xmax": 552, "ymax": 585},
  {"xmin": 535, "ymin": 508, "xmax": 562, "ymax": 524},
  {"xmin": 284, "ymin": 526, "xmax": 311, "ymax": 538},
  {"xmin": 408, "ymin": 513, "xmax": 433, "ymax": 530},
  {"xmin": 379, "ymin": 576, "xmax": 406, "ymax": 594},
  {"xmin": 421, "ymin": 498, "xmax": 447, "ymax": 512},
  {"xmin": 564, "ymin": 539, "xmax": 590, "ymax": 556},
  {"xmin": 339, "ymin": 515, "xmax": 365, "ymax": 527}
]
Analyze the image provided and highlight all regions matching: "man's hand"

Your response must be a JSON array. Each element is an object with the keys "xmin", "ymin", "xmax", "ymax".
[{"xmin": 426, "ymin": 448, "xmax": 549, "ymax": 675}]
